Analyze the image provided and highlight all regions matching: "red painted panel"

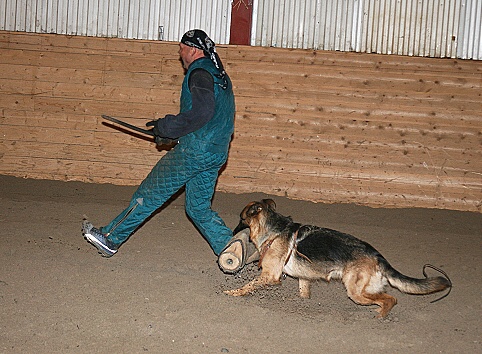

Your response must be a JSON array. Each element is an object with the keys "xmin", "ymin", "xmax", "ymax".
[{"xmin": 230, "ymin": 0, "xmax": 253, "ymax": 45}]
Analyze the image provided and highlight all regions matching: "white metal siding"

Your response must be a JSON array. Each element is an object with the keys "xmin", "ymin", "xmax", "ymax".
[
  {"xmin": 0, "ymin": 0, "xmax": 232, "ymax": 44},
  {"xmin": 252, "ymin": 0, "xmax": 482, "ymax": 59},
  {"xmin": 458, "ymin": 0, "xmax": 482, "ymax": 59}
]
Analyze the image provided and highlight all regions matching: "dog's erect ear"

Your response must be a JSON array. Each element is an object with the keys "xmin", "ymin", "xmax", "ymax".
[
  {"xmin": 262, "ymin": 199, "xmax": 276, "ymax": 210},
  {"xmin": 246, "ymin": 203, "xmax": 263, "ymax": 218}
]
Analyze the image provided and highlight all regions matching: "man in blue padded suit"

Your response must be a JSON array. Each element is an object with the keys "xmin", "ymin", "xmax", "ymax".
[{"xmin": 82, "ymin": 30, "xmax": 249, "ymax": 262}]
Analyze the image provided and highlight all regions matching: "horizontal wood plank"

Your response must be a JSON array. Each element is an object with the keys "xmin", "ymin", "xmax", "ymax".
[{"xmin": 1, "ymin": 32, "xmax": 481, "ymax": 212}]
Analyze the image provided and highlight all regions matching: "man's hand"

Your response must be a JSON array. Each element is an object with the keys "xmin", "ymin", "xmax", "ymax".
[
  {"xmin": 146, "ymin": 120, "xmax": 175, "ymax": 146},
  {"xmin": 146, "ymin": 119, "xmax": 162, "ymax": 136}
]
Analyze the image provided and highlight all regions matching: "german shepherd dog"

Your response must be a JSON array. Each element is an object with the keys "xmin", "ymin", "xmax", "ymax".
[{"xmin": 224, "ymin": 199, "xmax": 451, "ymax": 318}]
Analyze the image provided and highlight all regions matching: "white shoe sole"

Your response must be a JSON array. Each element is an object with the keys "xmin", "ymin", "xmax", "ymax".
[{"xmin": 84, "ymin": 232, "xmax": 117, "ymax": 257}]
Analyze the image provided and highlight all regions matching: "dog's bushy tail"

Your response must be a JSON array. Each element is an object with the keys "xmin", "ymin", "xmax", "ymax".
[{"xmin": 381, "ymin": 259, "xmax": 452, "ymax": 300}]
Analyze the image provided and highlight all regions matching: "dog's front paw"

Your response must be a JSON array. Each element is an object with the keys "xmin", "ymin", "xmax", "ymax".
[{"xmin": 224, "ymin": 288, "xmax": 249, "ymax": 297}]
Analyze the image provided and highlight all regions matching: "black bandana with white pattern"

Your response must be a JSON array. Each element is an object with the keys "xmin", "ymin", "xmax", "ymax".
[{"xmin": 181, "ymin": 29, "xmax": 227, "ymax": 89}]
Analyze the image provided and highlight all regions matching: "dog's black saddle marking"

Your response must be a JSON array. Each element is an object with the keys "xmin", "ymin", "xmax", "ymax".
[{"xmin": 295, "ymin": 225, "xmax": 382, "ymax": 264}]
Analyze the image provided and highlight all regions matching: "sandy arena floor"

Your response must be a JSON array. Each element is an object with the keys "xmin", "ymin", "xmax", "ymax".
[{"xmin": 0, "ymin": 175, "xmax": 480, "ymax": 353}]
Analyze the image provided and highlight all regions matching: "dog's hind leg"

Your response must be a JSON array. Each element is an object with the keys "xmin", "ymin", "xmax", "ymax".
[
  {"xmin": 347, "ymin": 283, "xmax": 397, "ymax": 318},
  {"xmin": 298, "ymin": 278, "xmax": 311, "ymax": 298},
  {"xmin": 342, "ymin": 260, "xmax": 397, "ymax": 318},
  {"xmin": 367, "ymin": 293, "xmax": 397, "ymax": 318}
]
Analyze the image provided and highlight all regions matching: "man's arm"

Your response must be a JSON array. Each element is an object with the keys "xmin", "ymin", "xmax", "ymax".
[{"xmin": 153, "ymin": 68, "xmax": 215, "ymax": 139}]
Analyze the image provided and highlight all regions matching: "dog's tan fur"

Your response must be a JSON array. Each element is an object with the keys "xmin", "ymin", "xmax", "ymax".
[{"xmin": 224, "ymin": 199, "xmax": 451, "ymax": 318}]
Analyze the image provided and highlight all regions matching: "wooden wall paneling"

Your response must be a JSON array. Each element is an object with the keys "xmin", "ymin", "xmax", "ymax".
[{"xmin": 0, "ymin": 32, "xmax": 480, "ymax": 212}]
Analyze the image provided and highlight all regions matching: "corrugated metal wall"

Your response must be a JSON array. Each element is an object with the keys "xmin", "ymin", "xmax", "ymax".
[
  {"xmin": 252, "ymin": 0, "xmax": 482, "ymax": 59},
  {"xmin": 458, "ymin": 0, "xmax": 482, "ymax": 59},
  {"xmin": 0, "ymin": 0, "xmax": 232, "ymax": 44}
]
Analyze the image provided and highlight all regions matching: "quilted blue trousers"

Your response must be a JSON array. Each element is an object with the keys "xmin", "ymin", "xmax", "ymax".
[{"xmin": 101, "ymin": 144, "xmax": 233, "ymax": 255}]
